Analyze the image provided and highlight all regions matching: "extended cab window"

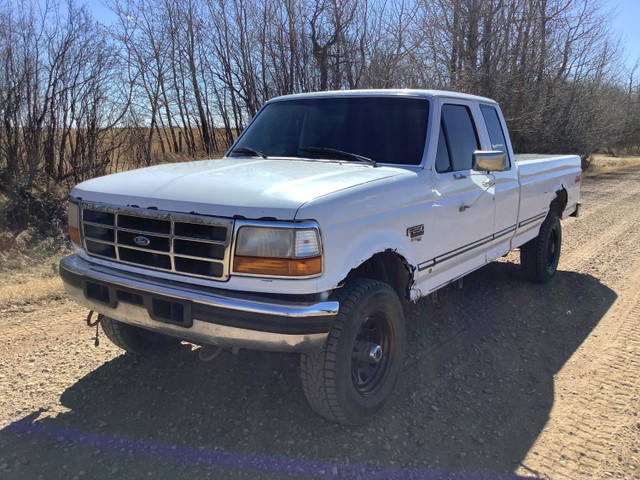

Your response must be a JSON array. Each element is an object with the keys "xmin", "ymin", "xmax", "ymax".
[
  {"xmin": 436, "ymin": 104, "xmax": 479, "ymax": 172},
  {"xmin": 481, "ymin": 104, "xmax": 511, "ymax": 168}
]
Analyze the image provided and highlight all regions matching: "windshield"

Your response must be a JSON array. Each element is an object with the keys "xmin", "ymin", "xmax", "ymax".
[{"xmin": 230, "ymin": 96, "xmax": 430, "ymax": 165}]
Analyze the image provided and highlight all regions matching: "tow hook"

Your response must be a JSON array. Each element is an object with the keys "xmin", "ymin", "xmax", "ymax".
[{"xmin": 86, "ymin": 310, "xmax": 101, "ymax": 347}]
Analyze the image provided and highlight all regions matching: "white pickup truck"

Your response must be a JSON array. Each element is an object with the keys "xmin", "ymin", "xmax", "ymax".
[{"xmin": 60, "ymin": 90, "xmax": 581, "ymax": 424}]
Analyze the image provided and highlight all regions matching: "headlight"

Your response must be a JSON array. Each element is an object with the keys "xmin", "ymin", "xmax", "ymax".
[
  {"xmin": 68, "ymin": 200, "xmax": 81, "ymax": 245},
  {"xmin": 233, "ymin": 224, "xmax": 322, "ymax": 277}
]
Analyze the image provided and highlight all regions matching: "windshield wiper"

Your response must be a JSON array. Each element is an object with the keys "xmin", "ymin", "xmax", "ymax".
[
  {"xmin": 230, "ymin": 146, "xmax": 268, "ymax": 159},
  {"xmin": 300, "ymin": 147, "xmax": 376, "ymax": 167}
]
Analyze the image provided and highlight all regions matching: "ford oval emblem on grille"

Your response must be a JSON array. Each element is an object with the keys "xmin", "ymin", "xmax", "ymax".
[{"xmin": 133, "ymin": 235, "xmax": 151, "ymax": 247}]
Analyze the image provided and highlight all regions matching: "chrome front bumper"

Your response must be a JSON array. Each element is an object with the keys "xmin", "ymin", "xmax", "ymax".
[{"xmin": 60, "ymin": 255, "xmax": 338, "ymax": 352}]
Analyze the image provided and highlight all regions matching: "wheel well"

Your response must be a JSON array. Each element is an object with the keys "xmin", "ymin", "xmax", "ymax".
[
  {"xmin": 343, "ymin": 251, "xmax": 413, "ymax": 301},
  {"xmin": 550, "ymin": 188, "xmax": 568, "ymax": 216}
]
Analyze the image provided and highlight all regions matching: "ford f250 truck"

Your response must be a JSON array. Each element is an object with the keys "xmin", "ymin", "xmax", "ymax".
[{"xmin": 60, "ymin": 90, "xmax": 581, "ymax": 424}]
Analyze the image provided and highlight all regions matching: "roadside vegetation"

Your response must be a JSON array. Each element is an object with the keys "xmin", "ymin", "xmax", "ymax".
[{"xmin": 0, "ymin": 0, "xmax": 639, "ymax": 298}]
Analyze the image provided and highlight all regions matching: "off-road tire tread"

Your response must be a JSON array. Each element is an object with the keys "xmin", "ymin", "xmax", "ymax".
[
  {"xmin": 521, "ymin": 211, "xmax": 562, "ymax": 284},
  {"xmin": 300, "ymin": 278, "xmax": 397, "ymax": 424}
]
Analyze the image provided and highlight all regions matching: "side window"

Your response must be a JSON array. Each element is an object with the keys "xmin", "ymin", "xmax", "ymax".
[
  {"xmin": 440, "ymin": 104, "xmax": 479, "ymax": 171},
  {"xmin": 435, "ymin": 124, "xmax": 452, "ymax": 173},
  {"xmin": 481, "ymin": 105, "xmax": 511, "ymax": 168}
]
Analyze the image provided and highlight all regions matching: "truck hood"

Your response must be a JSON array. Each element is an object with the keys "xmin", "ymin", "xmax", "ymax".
[{"xmin": 71, "ymin": 158, "xmax": 410, "ymax": 219}]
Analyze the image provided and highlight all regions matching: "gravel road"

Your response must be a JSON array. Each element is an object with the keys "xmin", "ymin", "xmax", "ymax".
[{"xmin": 1, "ymin": 164, "xmax": 639, "ymax": 479}]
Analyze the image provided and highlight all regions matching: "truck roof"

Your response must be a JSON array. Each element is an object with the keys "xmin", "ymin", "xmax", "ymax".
[{"xmin": 268, "ymin": 89, "xmax": 497, "ymax": 105}]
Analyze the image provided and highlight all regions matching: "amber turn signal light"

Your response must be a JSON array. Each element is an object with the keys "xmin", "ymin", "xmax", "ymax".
[
  {"xmin": 69, "ymin": 225, "xmax": 81, "ymax": 245},
  {"xmin": 233, "ymin": 255, "xmax": 322, "ymax": 277}
]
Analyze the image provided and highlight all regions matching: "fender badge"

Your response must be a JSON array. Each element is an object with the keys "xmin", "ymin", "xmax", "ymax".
[
  {"xmin": 407, "ymin": 224, "xmax": 424, "ymax": 239},
  {"xmin": 133, "ymin": 235, "xmax": 151, "ymax": 247}
]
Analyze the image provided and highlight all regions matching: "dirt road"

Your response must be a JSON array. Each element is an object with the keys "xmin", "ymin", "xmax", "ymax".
[{"xmin": 1, "ymin": 164, "xmax": 639, "ymax": 479}]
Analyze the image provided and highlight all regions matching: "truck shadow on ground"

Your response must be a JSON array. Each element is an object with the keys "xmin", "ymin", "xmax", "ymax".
[{"xmin": 1, "ymin": 261, "xmax": 616, "ymax": 479}]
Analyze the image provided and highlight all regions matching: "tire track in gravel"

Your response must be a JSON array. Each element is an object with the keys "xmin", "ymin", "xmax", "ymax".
[
  {"xmin": 0, "ymin": 300, "xmax": 119, "ymax": 428},
  {"xmin": 575, "ymin": 165, "xmax": 640, "ymax": 219},
  {"xmin": 560, "ymin": 194, "xmax": 640, "ymax": 272},
  {"xmin": 562, "ymin": 189, "xmax": 640, "ymax": 233},
  {"xmin": 518, "ymin": 167, "xmax": 640, "ymax": 479},
  {"xmin": 574, "ymin": 185, "xmax": 637, "ymax": 221},
  {"xmin": 561, "ymin": 213, "xmax": 640, "ymax": 273},
  {"xmin": 519, "ymin": 261, "xmax": 640, "ymax": 479},
  {"xmin": 0, "ymin": 300, "xmax": 85, "ymax": 359},
  {"xmin": 562, "ymin": 165, "xmax": 640, "ymax": 228}
]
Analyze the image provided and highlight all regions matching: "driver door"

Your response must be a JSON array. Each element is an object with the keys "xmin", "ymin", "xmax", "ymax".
[{"xmin": 418, "ymin": 100, "xmax": 496, "ymax": 293}]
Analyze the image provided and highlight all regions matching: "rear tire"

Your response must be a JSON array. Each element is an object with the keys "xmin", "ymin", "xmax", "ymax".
[
  {"xmin": 520, "ymin": 211, "xmax": 562, "ymax": 284},
  {"xmin": 300, "ymin": 278, "xmax": 405, "ymax": 425},
  {"xmin": 100, "ymin": 316, "xmax": 181, "ymax": 356}
]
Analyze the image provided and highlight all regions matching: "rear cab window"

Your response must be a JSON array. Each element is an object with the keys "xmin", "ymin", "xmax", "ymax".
[{"xmin": 480, "ymin": 104, "xmax": 511, "ymax": 168}]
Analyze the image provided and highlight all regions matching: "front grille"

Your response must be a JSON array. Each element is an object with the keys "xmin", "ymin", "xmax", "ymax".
[{"xmin": 80, "ymin": 203, "xmax": 233, "ymax": 281}]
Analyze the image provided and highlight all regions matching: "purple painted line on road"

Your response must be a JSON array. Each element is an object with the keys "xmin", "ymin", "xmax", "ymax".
[{"xmin": 6, "ymin": 418, "xmax": 532, "ymax": 480}]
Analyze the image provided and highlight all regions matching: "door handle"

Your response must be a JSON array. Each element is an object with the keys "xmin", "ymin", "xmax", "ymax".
[{"xmin": 482, "ymin": 180, "xmax": 495, "ymax": 188}]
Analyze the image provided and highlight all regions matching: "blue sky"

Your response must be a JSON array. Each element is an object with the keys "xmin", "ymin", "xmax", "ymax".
[
  {"xmin": 82, "ymin": 0, "xmax": 640, "ymax": 68},
  {"xmin": 609, "ymin": 0, "xmax": 640, "ymax": 69},
  {"xmin": 83, "ymin": 0, "xmax": 114, "ymax": 24}
]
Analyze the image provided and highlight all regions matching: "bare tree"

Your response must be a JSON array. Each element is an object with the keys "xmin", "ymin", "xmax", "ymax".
[{"xmin": 1, "ymin": 0, "xmax": 638, "ymax": 202}]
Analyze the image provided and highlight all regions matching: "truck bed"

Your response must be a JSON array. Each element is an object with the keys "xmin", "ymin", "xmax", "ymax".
[{"xmin": 513, "ymin": 153, "xmax": 581, "ymax": 246}]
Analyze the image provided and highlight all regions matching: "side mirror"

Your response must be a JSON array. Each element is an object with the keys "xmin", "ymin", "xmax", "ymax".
[{"xmin": 472, "ymin": 150, "xmax": 507, "ymax": 172}]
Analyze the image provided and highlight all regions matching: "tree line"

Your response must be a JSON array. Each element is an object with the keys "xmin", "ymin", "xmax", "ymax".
[{"xmin": 1, "ymin": 0, "xmax": 639, "ymax": 196}]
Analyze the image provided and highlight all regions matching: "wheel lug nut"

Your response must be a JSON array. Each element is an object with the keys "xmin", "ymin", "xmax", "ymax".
[{"xmin": 369, "ymin": 344, "xmax": 382, "ymax": 363}]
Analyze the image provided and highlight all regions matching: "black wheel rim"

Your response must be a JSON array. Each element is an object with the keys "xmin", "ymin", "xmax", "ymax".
[
  {"xmin": 350, "ymin": 312, "xmax": 394, "ymax": 397},
  {"xmin": 547, "ymin": 227, "xmax": 559, "ymax": 269}
]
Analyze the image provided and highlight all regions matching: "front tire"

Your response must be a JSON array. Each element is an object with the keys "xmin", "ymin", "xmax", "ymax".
[
  {"xmin": 101, "ymin": 316, "xmax": 181, "ymax": 356},
  {"xmin": 520, "ymin": 211, "xmax": 562, "ymax": 283},
  {"xmin": 300, "ymin": 278, "xmax": 406, "ymax": 425}
]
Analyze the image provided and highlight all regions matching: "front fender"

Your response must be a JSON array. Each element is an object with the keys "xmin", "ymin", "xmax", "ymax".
[{"xmin": 322, "ymin": 229, "xmax": 417, "ymax": 289}]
